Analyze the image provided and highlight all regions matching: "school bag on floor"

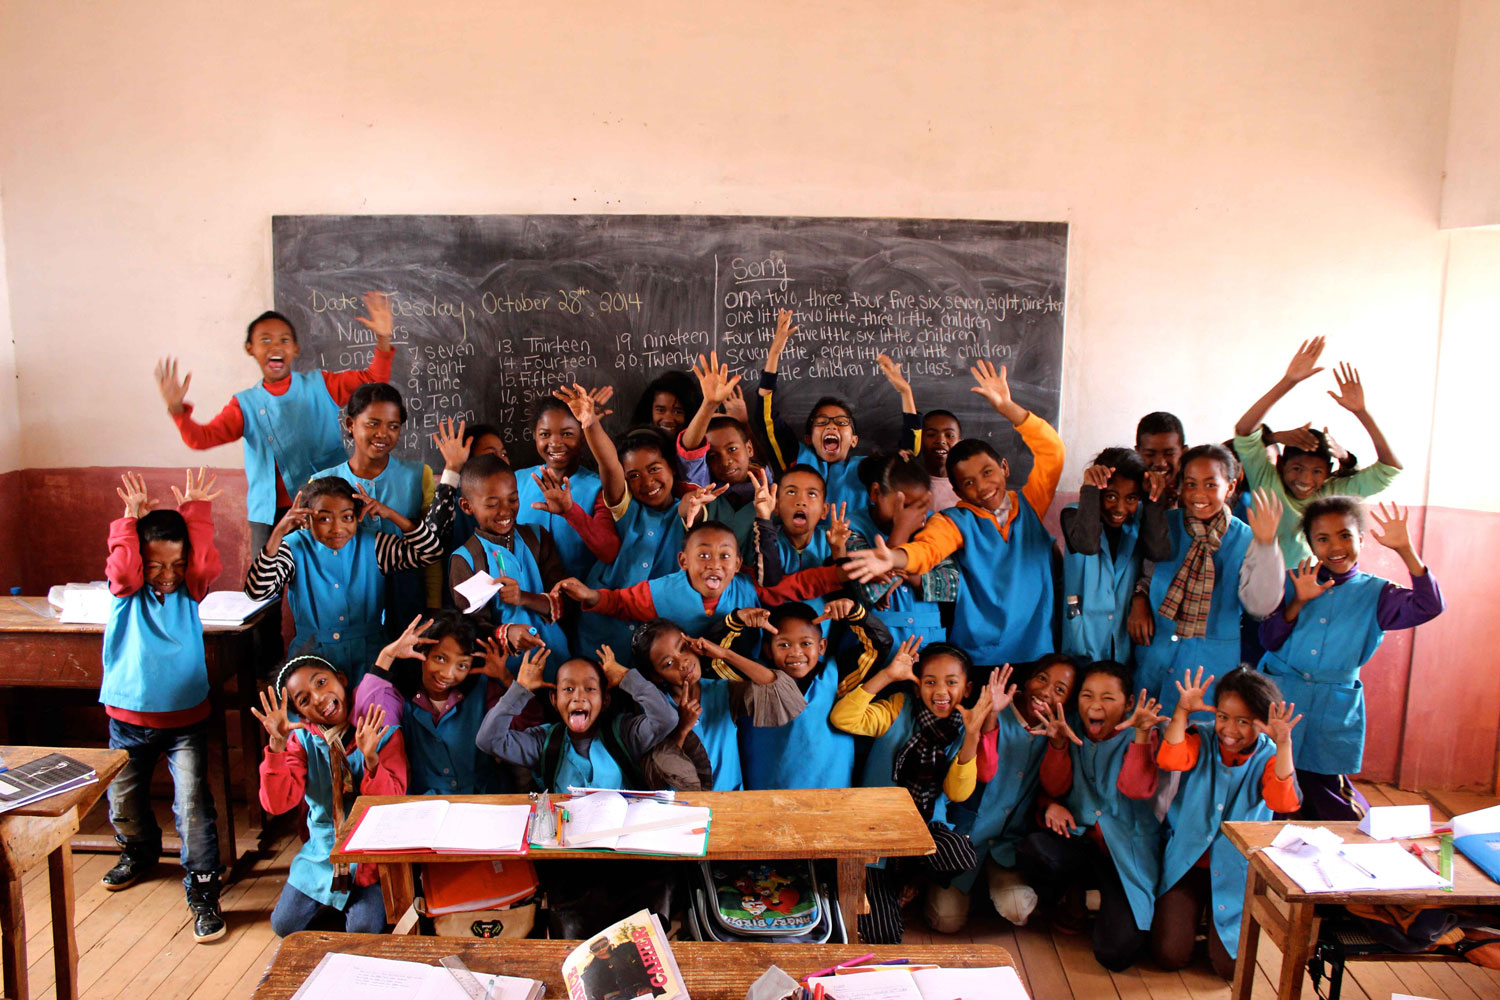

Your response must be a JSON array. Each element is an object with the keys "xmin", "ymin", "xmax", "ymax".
[{"xmin": 685, "ymin": 860, "xmax": 846, "ymax": 944}]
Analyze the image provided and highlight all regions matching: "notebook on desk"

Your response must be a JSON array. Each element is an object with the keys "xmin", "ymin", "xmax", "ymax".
[{"xmin": 0, "ymin": 753, "xmax": 96, "ymax": 814}]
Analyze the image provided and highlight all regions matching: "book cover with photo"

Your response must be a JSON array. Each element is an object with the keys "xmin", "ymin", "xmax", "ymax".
[{"xmin": 562, "ymin": 909, "xmax": 688, "ymax": 1000}]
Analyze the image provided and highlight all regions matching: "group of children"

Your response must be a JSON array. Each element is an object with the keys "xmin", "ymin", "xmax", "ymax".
[{"xmin": 96, "ymin": 298, "xmax": 1443, "ymax": 973}]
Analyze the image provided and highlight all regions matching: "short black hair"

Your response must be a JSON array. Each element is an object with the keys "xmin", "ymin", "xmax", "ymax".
[
  {"xmin": 533, "ymin": 396, "xmax": 578, "ymax": 426},
  {"xmin": 618, "ymin": 427, "xmax": 680, "ymax": 479},
  {"xmin": 137, "ymin": 509, "xmax": 188, "ymax": 549},
  {"xmin": 682, "ymin": 518, "xmax": 739, "ymax": 552},
  {"xmin": 1014, "ymin": 653, "xmax": 1082, "ymax": 710},
  {"xmin": 464, "ymin": 422, "xmax": 504, "ymax": 446},
  {"xmin": 804, "ymin": 396, "xmax": 858, "ymax": 437},
  {"xmin": 460, "ymin": 453, "xmax": 515, "ymax": 497},
  {"xmin": 781, "ymin": 462, "xmax": 827, "ymax": 490},
  {"xmin": 246, "ymin": 310, "xmax": 296, "ymax": 344},
  {"xmin": 1178, "ymin": 443, "xmax": 1239, "ymax": 484},
  {"xmin": 1136, "ymin": 411, "xmax": 1185, "ymax": 445},
  {"xmin": 857, "ymin": 452, "xmax": 932, "ymax": 493},
  {"xmin": 767, "ymin": 601, "xmax": 819, "ymax": 632},
  {"xmin": 1300, "ymin": 495, "xmax": 1367, "ymax": 542},
  {"xmin": 916, "ymin": 642, "xmax": 973, "ymax": 679},
  {"xmin": 1214, "ymin": 666, "xmax": 1281, "ymax": 722},
  {"xmin": 302, "ymin": 475, "xmax": 363, "ymax": 514},
  {"xmin": 274, "ymin": 654, "xmax": 339, "ymax": 692},
  {"xmin": 345, "ymin": 382, "xmax": 407, "ymax": 424},
  {"xmin": 1277, "ymin": 428, "xmax": 1335, "ymax": 478},
  {"xmin": 632, "ymin": 371, "xmax": 702, "ymax": 427},
  {"xmin": 1091, "ymin": 447, "xmax": 1148, "ymax": 488},
  {"xmin": 1080, "ymin": 658, "xmax": 1134, "ymax": 697},
  {"xmin": 629, "ymin": 618, "xmax": 684, "ymax": 679},
  {"xmin": 922, "ymin": 408, "xmax": 961, "ymax": 429},
  {"xmin": 423, "ymin": 609, "xmax": 480, "ymax": 656},
  {"xmin": 706, "ymin": 415, "xmax": 750, "ymax": 439},
  {"xmin": 945, "ymin": 439, "xmax": 1002, "ymax": 481}
]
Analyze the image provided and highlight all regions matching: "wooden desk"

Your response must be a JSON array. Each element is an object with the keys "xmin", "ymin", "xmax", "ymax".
[
  {"xmin": 1224, "ymin": 820, "xmax": 1500, "ymax": 1000},
  {"xmin": 252, "ymin": 931, "xmax": 1015, "ymax": 1000},
  {"xmin": 0, "ymin": 595, "xmax": 276, "ymax": 867},
  {"xmin": 0, "ymin": 745, "xmax": 127, "ymax": 1000},
  {"xmin": 331, "ymin": 788, "xmax": 936, "ymax": 941}
]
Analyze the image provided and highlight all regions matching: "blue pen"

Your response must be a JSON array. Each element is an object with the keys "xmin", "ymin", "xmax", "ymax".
[{"xmin": 1339, "ymin": 849, "xmax": 1377, "ymax": 879}]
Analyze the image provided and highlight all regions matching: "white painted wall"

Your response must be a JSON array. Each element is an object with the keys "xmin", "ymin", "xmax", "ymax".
[
  {"xmin": 1442, "ymin": 0, "xmax": 1500, "ymax": 229},
  {"xmin": 1428, "ymin": 229, "xmax": 1500, "ymax": 513},
  {"xmin": 0, "ymin": 1, "xmax": 1460, "ymax": 501},
  {"xmin": 0, "ymin": 189, "xmax": 22, "ymax": 474}
]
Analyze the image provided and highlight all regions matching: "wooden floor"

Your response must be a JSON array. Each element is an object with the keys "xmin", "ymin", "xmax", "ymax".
[{"xmin": 6, "ymin": 783, "xmax": 1500, "ymax": 1000}]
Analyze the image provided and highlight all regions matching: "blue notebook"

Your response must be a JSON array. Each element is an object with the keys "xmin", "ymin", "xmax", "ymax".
[{"xmin": 1453, "ymin": 832, "xmax": 1500, "ymax": 883}]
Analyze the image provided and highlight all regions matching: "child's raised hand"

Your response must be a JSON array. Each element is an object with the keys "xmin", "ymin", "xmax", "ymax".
[
  {"xmin": 987, "ymin": 664, "xmax": 1018, "ymax": 718},
  {"xmin": 875, "ymin": 354, "xmax": 912, "ymax": 397},
  {"xmin": 1173, "ymin": 667, "xmax": 1216, "ymax": 716},
  {"xmin": 431, "ymin": 417, "xmax": 472, "ymax": 472},
  {"xmin": 685, "ymin": 634, "xmax": 731, "ymax": 662},
  {"xmin": 474, "ymin": 636, "xmax": 516, "ymax": 688},
  {"xmin": 116, "ymin": 472, "xmax": 154, "ymax": 519},
  {"xmin": 1322, "ymin": 426, "xmax": 1350, "ymax": 466},
  {"xmin": 1269, "ymin": 423, "xmax": 1320, "ymax": 452},
  {"xmin": 675, "ymin": 684, "xmax": 702, "ymax": 734},
  {"xmin": 1115, "ymin": 689, "xmax": 1167, "ymax": 736},
  {"xmin": 154, "ymin": 357, "xmax": 191, "ymax": 415},
  {"xmin": 383, "ymin": 615, "xmax": 436, "ymax": 661},
  {"xmin": 1028, "ymin": 700, "xmax": 1082, "ymax": 747},
  {"xmin": 968, "ymin": 359, "xmax": 1014, "ymax": 411},
  {"xmin": 356, "ymin": 291, "xmax": 395, "ymax": 348},
  {"xmin": 250, "ymin": 685, "xmax": 305, "ymax": 752},
  {"xmin": 354, "ymin": 704, "xmax": 391, "ymax": 764},
  {"xmin": 1043, "ymin": 801, "xmax": 1076, "ymax": 838},
  {"xmin": 812, "ymin": 598, "xmax": 856, "ymax": 624},
  {"xmin": 597, "ymin": 645, "xmax": 629, "ymax": 688},
  {"xmin": 736, "ymin": 607, "xmax": 778, "ymax": 634},
  {"xmin": 1082, "ymin": 464, "xmax": 1114, "ymax": 491},
  {"xmin": 352, "ymin": 485, "xmax": 393, "ymax": 524},
  {"xmin": 1282, "ymin": 336, "xmax": 1326, "ymax": 385},
  {"xmin": 1144, "ymin": 469, "xmax": 1168, "ymax": 504},
  {"xmin": 529, "ymin": 468, "xmax": 574, "ymax": 515},
  {"xmin": 1255, "ymin": 700, "xmax": 1302, "ymax": 744},
  {"xmin": 1289, "ymin": 558, "xmax": 1335, "ymax": 604},
  {"xmin": 766, "ymin": 308, "xmax": 799, "ymax": 365},
  {"xmin": 723, "ymin": 384, "xmax": 749, "ymax": 425},
  {"xmin": 549, "ymin": 577, "xmax": 597, "ymax": 607},
  {"xmin": 826, "ymin": 502, "xmax": 852, "ymax": 558},
  {"xmin": 843, "ymin": 535, "xmax": 898, "ymax": 584},
  {"xmin": 889, "ymin": 490, "xmax": 926, "ymax": 544},
  {"xmin": 1370, "ymin": 502, "xmax": 1412, "ymax": 552},
  {"xmin": 502, "ymin": 623, "xmax": 547, "ymax": 653},
  {"xmin": 1247, "ymin": 488, "xmax": 1284, "ymax": 546},
  {"xmin": 693, "ymin": 351, "xmax": 742, "ymax": 406},
  {"xmin": 679, "ymin": 482, "xmax": 730, "ymax": 527},
  {"xmin": 172, "ymin": 466, "xmax": 222, "ymax": 505},
  {"xmin": 750, "ymin": 467, "xmax": 776, "ymax": 520},
  {"xmin": 515, "ymin": 647, "xmax": 552, "ymax": 692},
  {"xmin": 958, "ymin": 686, "xmax": 994, "ymax": 732},
  {"xmin": 1327, "ymin": 361, "xmax": 1365, "ymax": 414},
  {"xmin": 553, "ymin": 383, "xmax": 610, "ymax": 429},
  {"xmin": 883, "ymin": 636, "xmax": 923, "ymax": 683}
]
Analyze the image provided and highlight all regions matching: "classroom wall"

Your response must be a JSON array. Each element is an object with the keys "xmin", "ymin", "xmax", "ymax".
[
  {"xmin": 1441, "ymin": 0, "xmax": 1500, "ymax": 228},
  {"xmin": 0, "ymin": 190, "xmax": 23, "ymax": 588},
  {"xmin": 0, "ymin": 1, "xmax": 1492, "ymax": 787}
]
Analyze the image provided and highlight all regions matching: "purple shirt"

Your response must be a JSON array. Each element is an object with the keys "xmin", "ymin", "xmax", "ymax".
[{"xmin": 1259, "ymin": 564, "xmax": 1445, "ymax": 651}]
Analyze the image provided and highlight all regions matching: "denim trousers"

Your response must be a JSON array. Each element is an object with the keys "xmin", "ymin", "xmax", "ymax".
[
  {"xmin": 106, "ymin": 717, "xmax": 221, "ymax": 885},
  {"xmin": 269, "ymin": 880, "xmax": 386, "ymax": 936}
]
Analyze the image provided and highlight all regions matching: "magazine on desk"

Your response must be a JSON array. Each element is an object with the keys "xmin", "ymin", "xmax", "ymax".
[
  {"xmin": 0, "ymin": 753, "xmax": 96, "ymax": 814},
  {"xmin": 562, "ymin": 909, "xmax": 687, "ymax": 1000}
]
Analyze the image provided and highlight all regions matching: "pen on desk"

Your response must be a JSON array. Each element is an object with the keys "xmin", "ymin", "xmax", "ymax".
[
  {"xmin": 836, "ymin": 953, "xmax": 875, "ymax": 969},
  {"xmin": 812, "ymin": 985, "xmax": 825, "ymax": 1000},
  {"xmin": 1338, "ymin": 849, "xmax": 1377, "ymax": 879},
  {"xmin": 1311, "ymin": 858, "xmax": 1333, "ymax": 888}
]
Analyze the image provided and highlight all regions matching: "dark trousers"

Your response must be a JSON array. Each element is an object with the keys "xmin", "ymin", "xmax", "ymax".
[
  {"xmin": 106, "ymin": 717, "xmax": 221, "ymax": 885},
  {"xmin": 1295, "ymin": 769, "xmax": 1368, "ymax": 822},
  {"xmin": 1150, "ymin": 866, "xmax": 1236, "ymax": 979},
  {"xmin": 1016, "ymin": 829, "xmax": 1147, "ymax": 971},
  {"xmin": 859, "ymin": 823, "xmax": 979, "ymax": 944}
]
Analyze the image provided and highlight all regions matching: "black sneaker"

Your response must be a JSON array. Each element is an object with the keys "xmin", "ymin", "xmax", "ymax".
[
  {"xmin": 186, "ymin": 871, "xmax": 226, "ymax": 943},
  {"xmin": 100, "ymin": 848, "xmax": 157, "ymax": 891}
]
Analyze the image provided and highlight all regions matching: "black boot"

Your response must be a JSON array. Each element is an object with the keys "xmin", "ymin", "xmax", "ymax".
[
  {"xmin": 100, "ymin": 838, "xmax": 158, "ymax": 891},
  {"xmin": 186, "ymin": 871, "xmax": 226, "ymax": 942}
]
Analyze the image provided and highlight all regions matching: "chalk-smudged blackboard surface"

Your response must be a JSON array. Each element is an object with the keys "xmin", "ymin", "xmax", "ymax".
[{"xmin": 272, "ymin": 215, "xmax": 1067, "ymax": 480}]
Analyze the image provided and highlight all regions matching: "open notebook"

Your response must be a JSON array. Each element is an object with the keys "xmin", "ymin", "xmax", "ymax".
[
  {"xmin": 290, "ymin": 952, "xmax": 542, "ymax": 1000},
  {"xmin": 342, "ymin": 801, "xmax": 532, "ymax": 855},
  {"xmin": 532, "ymin": 790, "xmax": 710, "ymax": 855},
  {"xmin": 809, "ymin": 965, "xmax": 1029, "ymax": 1000}
]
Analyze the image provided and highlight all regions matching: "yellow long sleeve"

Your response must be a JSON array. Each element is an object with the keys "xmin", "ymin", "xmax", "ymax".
[{"xmin": 829, "ymin": 687, "xmax": 905, "ymax": 738}]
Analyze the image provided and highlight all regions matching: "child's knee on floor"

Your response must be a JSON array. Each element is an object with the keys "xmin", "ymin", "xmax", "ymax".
[{"xmin": 924, "ymin": 883, "xmax": 970, "ymax": 934}]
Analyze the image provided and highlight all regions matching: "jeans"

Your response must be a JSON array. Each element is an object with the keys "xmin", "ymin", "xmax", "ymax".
[
  {"xmin": 106, "ymin": 717, "xmax": 221, "ymax": 885},
  {"xmin": 269, "ymin": 880, "xmax": 386, "ymax": 936}
]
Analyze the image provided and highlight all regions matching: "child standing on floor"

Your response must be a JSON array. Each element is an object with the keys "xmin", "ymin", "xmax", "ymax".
[
  {"xmin": 831, "ymin": 641, "xmax": 991, "ymax": 943},
  {"xmin": 1152, "ymin": 667, "xmax": 1301, "ymax": 979},
  {"xmin": 517, "ymin": 397, "xmax": 617, "ymax": 580},
  {"xmin": 99, "ymin": 470, "xmax": 226, "ymax": 942},
  {"xmin": 156, "ymin": 292, "xmax": 395, "ymax": 553},
  {"xmin": 255, "ymin": 657, "xmax": 406, "ymax": 935},
  {"xmin": 1135, "ymin": 411, "xmax": 1185, "ymax": 509},
  {"xmin": 1259, "ymin": 500, "xmax": 1444, "ymax": 820},
  {"xmin": 1232, "ymin": 338, "xmax": 1402, "ymax": 567}
]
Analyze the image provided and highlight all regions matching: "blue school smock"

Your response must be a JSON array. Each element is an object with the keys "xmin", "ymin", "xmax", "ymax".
[
  {"xmin": 403, "ymin": 679, "xmax": 502, "ymax": 795},
  {"xmin": 1159, "ymin": 725, "xmax": 1279, "ymax": 958},
  {"xmin": 453, "ymin": 532, "xmax": 571, "ymax": 669},
  {"xmin": 793, "ymin": 444, "xmax": 864, "ymax": 511},
  {"xmin": 548, "ymin": 728, "xmax": 627, "ymax": 792},
  {"xmin": 288, "ymin": 726, "xmax": 395, "ymax": 909},
  {"xmin": 773, "ymin": 530, "xmax": 829, "ymax": 633},
  {"xmin": 947, "ymin": 708, "xmax": 1050, "ymax": 891},
  {"xmin": 648, "ymin": 570, "xmax": 758, "ymax": 637},
  {"xmin": 1135, "ymin": 511, "xmax": 1253, "ymax": 716},
  {"xmin": 313, "ymin": 457, "xmax": 428, "ymax": 630},
  {"xmin": 1257, "ymin": 573, "xmax": 1385, "ymax": 774},
  {"xmin": 1061, "ymin": 504, "xmax": 1141, "ymax": 663},
  {"xmin": 580, "ymin": 497, "xmax": 685, "ymax": 658},
  {"xmin": 703, "ymin": 495, "xmax": 757, "ymax": 555},
  {"xmin": 942, "ymin": 505, "xmax": 1055, "ymax": 666},
  {"xmin": 849, "ymin": 507, "xmax": 946, "ymax": 649},
  {"xmin": 1064, "ymin": 729, "xmax": 1164, "ymax": 931},
  {"xmin": 100, "ymin": 588, "xmax": 208, "ymax": 713},
  {"xmin": 696, "ymin": 678, "xmax": 742, "ymax": 791},
  {"xmin": 285, "ymin": 529, "xmax": 387, "ymax": 684},
  {"xmin": 739, "ymin": 662, "xmax": 854, "ymax": 790},
  {"xmin": 237, "ymin": 372, "xmax": 346, "ymax": 524},
  {"xmin": 517, "ymin": 465, "xmax": 603, "ymax": 579}
]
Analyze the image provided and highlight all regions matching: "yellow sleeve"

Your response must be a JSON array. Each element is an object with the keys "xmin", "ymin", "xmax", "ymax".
[
  {"xmin": 422, "ymin": 464, "xmax": 441, "ymax": 608},
  {"xmin": 944, "ymin": 755, "xmax": 978, "ymax": 803},
  {"xmin": 1017, "ymin": 413, "xmax": 1065, "ymax": 517},
  {"xmin": 607, "ymin": 491, "xmax": 632, "ymax": 521},
  {"xmin": 897, "ymin": 513, "xmax": 963, "ymax": 576},
  {"xmin": 829, "ymin": 688, "xmax": 904, "ymax": 737}
]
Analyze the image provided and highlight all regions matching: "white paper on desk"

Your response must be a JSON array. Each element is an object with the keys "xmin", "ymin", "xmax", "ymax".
[
  {"xmin": 1453, "ymin": 804, "xmax": 1500, "ymax": 838},
  {"xmin": 197, "ymin": 590, "xmax": 273, "ymax": 624},
  {"xmin": 808, "ymin": 968, "xmax": 924, "ymax": 1000},
  {"xmin": 1264, "ymin": 841, "xmax": 1450, "ymax": 893},
  {"xmin": 290, "ymin": 953, "xmax": 430, "ymax": 1000},
  {"xmin": 1270, "ymin": 824, "xmax": 1345, "ymax": 853},
  {"xmin": 344, "ymin": 799, "xmax": 451, "ymax": 852},
  {"xmin": 911, "ymin": 966, "xmax": 1029, "ymax": 1000},
  {"xmin": 1356, "ymin": 804, "xmax": 1432, "ymax": 840},
  {"xmin": 428, "ymin": 802, "xmax": 532, "ymax": 853},
  {"xmin": 1391, "ymin": 994, "xmax": 1442, "ymax": 1000},
  {"xmin": 56, "ymin": 583, "xmax": 111, "ymax": 624},
  {"xmin": 453, "ymin": 571, "xmax": 504, "ymax": 614}
]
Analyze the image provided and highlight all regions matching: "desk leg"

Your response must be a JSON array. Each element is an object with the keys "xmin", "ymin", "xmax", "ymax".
[
  {"xmin": 836, "ymin": 858, "xmax": 868, "ymax": 943},
  {"xmin": 1277, "ymin": 900, "xmax": 1317, "ymax": 1000},
  {"xmin": 378, "ymin": 863, "xmax": 417, "ymax": 925},
  {"xmin": 49, "ymin": 842, "xmax": 78, "ymax": 1000},
  {"xmin": 0, "ymin": 873, "xmax": 26, "ymax": 1000},
  {"xmin": 1231, "ymin": 862, "xmax": 1265, "ymax": 1000}
]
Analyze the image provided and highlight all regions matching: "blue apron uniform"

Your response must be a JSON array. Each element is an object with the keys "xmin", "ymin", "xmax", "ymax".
[
  {"xmin": 793, "ymin": 444, "xmax": 864, "ymax": 511},
  {"xmin": 739, "ymin": 663, "xmax": 854, "ymax": 790},
  {"xmin": 517, "ymin": 465, "xmax": 603, "ymax": 579},
  {"xmin": 581, "ymin": 497, "xmax": 685, "ymax": 659},
  {"xmin": 237, "ymin": 371, "xmax": 346, "ymax": 524},
  {"xmin": 453, "ymin": 531, "xmax": 571, "ymax": 672},
  {"xmin": 313, "ymin": 457, "xmax": 427, "ymax": 633},
  {"xmin": 696, "ymin": 678, "xmax": 742, "ymax": 791},
  {"xmin": 703, "ymin": 495, "xmax": 757, "ymax": 555},
  {"xmin": 1064, "ymin": 729, "xmax": 1164, "ymax": 931},
  {"xmin": 1257, "ymin": 573, "xmax": 1385, "ymax": 774},
  {"xmin": 403, "ymin": 679, "xmax": 502, "ymax": 795},
  {"xmin": 100, "ymin": 588, "xmax": 209, "ymax": 713},
  {"xmin": 947, "ymin": 708, "xmax": 1050, "ymax": 891},
  {"xmin": 943, "ymin": 504, "xmax": 1056, "ymax": 666},
  {"xmin": 285, "ymin": 529, "xmax": 387, "ymax": 684},
  {"xmin": 1135, "ymin": 511, "xmax": 1253, "ymax": 716},
  {"xmin": 648, "ymin": 570, "xmax": 758, "ymax": 638},
  {"xmin": 849, "ymin": 507, "xmax": 946, "ymax": 649},
  {"xmin": 1061, "ymin": 504, "xmax": 1140, "ymax": 663},
  {"xmin": 774, "ymin": 530, "xmax": 829, "ymax": 634},
  {"xmin": 288, "ymin": 726, "xmax": 395, "ymax": 909},
  {"xmin": 1159, "ymin": 725, "xmax": 1279, "ymax": 958},
  {"xmin": 548, "ymin": 728, "xmax": 627, "ymax": 792}
]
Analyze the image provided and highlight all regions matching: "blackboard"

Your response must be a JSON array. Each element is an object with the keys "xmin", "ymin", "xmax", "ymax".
[{"xmin": 272, "ymin": 215, "xmax": 1068, "ymax": 481}]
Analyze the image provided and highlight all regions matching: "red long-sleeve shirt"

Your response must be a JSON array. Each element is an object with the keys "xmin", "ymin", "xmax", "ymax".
[
  {"xmin": 104, "ymin": 500, "xmax": 223, "ymax": 728},
  {"xmin": 169, "ymin": 349, "xmax": 394, "ymax": 505},
  {"xmin": 590, "ymin": 566, "xmax": 846, "ymax": 622}
]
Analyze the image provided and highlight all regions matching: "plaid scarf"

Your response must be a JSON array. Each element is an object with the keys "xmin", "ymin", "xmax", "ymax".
[
  {"xmin": 1157, "ymin": 508, "xmax": 1227, "ymax": 640},
  {"xmin": 892, "ymin": 704, "xmax": 963, "ymax": 821}
]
